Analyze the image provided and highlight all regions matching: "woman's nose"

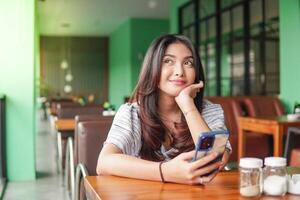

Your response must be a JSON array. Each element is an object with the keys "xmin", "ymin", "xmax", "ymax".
[{"xmin": 174, "ymin": 63, "xmax": 184, "ymax": 77}]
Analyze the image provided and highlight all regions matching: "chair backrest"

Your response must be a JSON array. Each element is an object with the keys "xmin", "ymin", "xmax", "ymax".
[
  {"xmin": 50, "ymin": 101, "xmax": 78, "ymax": 116},
  {"xmin": 231, "ymin": 96, "xmax": 255, "ymax": 117},
  {"xmin": 74, "ymin": 115, "xmax": 114, "ymax": 165},
  {"xmin": 206, "ymin": 96, "xmax": 285, "ymax": 160},
  {"xmin": 56, "ymin": 105, "xmax": 103, "ymax": 119},
  {"xmin": 246, "ymin": 96, "xmax": 285, "ymax": 117},
  {"xmin": 77, "ymin": 120, "xmax": 113, "ymax": 175},
  {"xmin": 206, "ymin": 97, "xmax": 243, "ymax": 161}
]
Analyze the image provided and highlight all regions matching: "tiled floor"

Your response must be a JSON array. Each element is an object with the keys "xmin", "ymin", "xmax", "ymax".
[{"xmin": 3, "ymin": 111, "xmax": 69, "ymax": 200}]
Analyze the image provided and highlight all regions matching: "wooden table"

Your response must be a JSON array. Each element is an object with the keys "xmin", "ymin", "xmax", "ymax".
[
  {"xmin": 84, "ymin": 170, "xmax": 300, "ymax": 200},
  {"xmin": 54, "ymin": 118, "xmax": 75, "ymax": 175},
  {"xmin": 54, "ymin": 119, "xmax": 75, "ymax": 131},
  {"xmin": 238, "ymin": 116, "xmax": 300, "ymax": 160}
]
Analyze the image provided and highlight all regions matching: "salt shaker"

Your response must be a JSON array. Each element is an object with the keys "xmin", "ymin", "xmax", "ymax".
[
  {"xmin": 239, "ymin": 158, "xmax": 263, "ymax": 197},
  {"xmin": 263, "ymin": 157, "xmax": 287, "ymax": 196}
]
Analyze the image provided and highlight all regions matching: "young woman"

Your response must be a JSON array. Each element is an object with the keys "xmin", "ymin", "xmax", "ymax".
[{"xmin": 97, "ymin": 34, "xmax": 231, "ymax": 185}]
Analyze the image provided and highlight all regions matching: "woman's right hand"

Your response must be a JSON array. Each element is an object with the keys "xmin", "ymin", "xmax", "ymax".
[{"xmin": 162, "ymin": 150, "xmax": 222, "ymax": 185}]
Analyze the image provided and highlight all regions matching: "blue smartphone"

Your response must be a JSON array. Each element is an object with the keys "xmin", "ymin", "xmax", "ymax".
[{"xmin": 192, "ymin": 130, "xmax": 229, "ymax": 162}]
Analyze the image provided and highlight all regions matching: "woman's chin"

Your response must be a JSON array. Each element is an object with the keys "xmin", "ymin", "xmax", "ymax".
[
  {"xmin": 169, "ymin": 90, "xmax": 182, "ymax": 97},
  {"xmin": 159, "ymin": 88, "xmax": 184, "ymax": 98}
]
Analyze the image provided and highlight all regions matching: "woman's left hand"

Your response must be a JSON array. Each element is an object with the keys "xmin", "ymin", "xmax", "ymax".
[{"xmin": 219, "ymin": 148, "xmax": 231, "ymax": 170}]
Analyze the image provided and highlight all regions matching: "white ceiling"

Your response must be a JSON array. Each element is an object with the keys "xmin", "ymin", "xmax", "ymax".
[{"xmin": 38, "ymin": 0, "xmax": 170, "ymax": 36}]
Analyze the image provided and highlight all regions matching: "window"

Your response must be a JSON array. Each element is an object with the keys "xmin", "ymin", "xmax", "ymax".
[{"xmin": 179, "ymin": 0, "xmax": 279, "ymax": 96}]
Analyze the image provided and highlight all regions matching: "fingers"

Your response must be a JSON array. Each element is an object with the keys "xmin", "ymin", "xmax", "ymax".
[
  {"xmin": 198, "ymin": 80, "xmax": 204, "ymax": 88},
  {"xmin": 189, "ymin": 170, "xmax": 219, "ymax": 185},
  {"xmin": 190, "ymin": 152, "xmax": 219, "ymax": 171},
  {"xmin": 191, "ymin": 81, "xmax": 204, "ymax": 95},
  {"xmin": 200, "ymin": 170, "xmax": 219, "ymax": 184},
  {"xmin": 173, "ymin": 151, "xmax": 222, "ymax": 185},
  {"xmin": 191, "ymin": 81, "xmax": 204, "ymax": 90},
  {"xmin": 179, "ymin": 150, "xmax": 195, "ymax": 161},
  {"xmin": 219, "ymin": 150, "xmax": 230, "ymax": 170},
  {"xmin": 192, "ymin": 160, "xmax": 222, "ymax": 178}
]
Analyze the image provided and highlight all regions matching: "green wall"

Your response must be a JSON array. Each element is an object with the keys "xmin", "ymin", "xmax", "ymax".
[
  {"xmin": 279, "ymin": 0, "xmax": 300, "ymax": 113},
  {"xmin": 130, "ymin": 19, "xmax": 170, "ymax": 88},
  {"xmin": 109, "ymin": 18, "xmax": 169, "ymax": 108},
  {"xmin": 35, "ymin": 2, "xmax": 40, "ymax": 100},
  {"xmin": 170, "ymin": 0, "xmax": 190, "ymax": 33},
  {"xmin": 109, "ymin": 20, "xmax": 132, "ymax": 108},
  {"xmin": 0, "ymin": 0, "xmax": 36, "ymax": 180}
]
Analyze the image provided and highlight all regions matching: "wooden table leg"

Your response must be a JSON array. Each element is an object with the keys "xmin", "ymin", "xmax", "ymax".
[
  {"xmin": 238, "ymin": 125, "xmax": 245, "ymax": 161},
  {"xmin": 273, "ymin": 125, "xmax": 283, "ymax": 157}
]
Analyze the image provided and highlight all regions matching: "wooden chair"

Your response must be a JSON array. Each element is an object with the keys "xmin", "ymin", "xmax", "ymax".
[
  {"xmin": 206, "ymin": 97, "xmax": 243, "ymax": 162},
  {"xmin": 74, "ymin": 121, "xmax": 112, "ymax": 200},
  {"xmin": 55, "ymin": 105, "xmax": 103, "ymax": 176},
  {"xmin": 64, "ymin": 114, "xmax": 113, "ymax": 200}
]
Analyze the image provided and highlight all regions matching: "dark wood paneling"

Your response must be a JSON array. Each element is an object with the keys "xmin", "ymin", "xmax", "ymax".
[{"xmin": 40, "ymin": 36, "xmax": 108, "ymax": 103}]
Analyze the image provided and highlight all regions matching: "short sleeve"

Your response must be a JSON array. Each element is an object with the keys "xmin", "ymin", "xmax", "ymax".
[
  {"xmin": 104, "ymin": 103, "xmax": 142, "ymax": 156},
  {"xmin": 202, "ymin": 101, "xmax": 226, "ymax": 131},
  {"xmin": 202, "ymin": 100, "xmax": 232, "ymax": 152}
]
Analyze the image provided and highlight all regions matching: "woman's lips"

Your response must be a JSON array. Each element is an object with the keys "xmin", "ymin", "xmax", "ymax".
[{"xmin": 170, "ymin": 80, "xmax": 186, "ymax": 86}]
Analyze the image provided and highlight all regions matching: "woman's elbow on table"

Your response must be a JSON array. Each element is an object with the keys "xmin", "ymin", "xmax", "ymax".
[
  {"xmin": 96, "ymin": 154, "xmax": 112, "ymax": 175},
  {"xmin": 96, "ymin": 144, "xmax": 122, "ymax": 175},
  {"xmin": 96, "ymin": 155, "xmax": 105, "ymax": 175}
]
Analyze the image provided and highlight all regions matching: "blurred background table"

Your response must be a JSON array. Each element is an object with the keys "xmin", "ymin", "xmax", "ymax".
[{"xmin": 238, "ymin": 116, "xmax": 300, "ymax": 160}]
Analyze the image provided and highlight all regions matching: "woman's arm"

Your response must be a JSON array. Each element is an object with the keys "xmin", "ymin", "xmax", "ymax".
[
  {"xmin": 97, "ymin": 143, "xmax": 222, "ymax": 185},
  {"xmin": 175, "ymin": 81, "xmax": 210, "ymax": 143},
  {"xmin": 175, "ymin": 81, "xmax": 231, "ymax": 170},
  {"xmin": 97, "ymin": 144, "xmax": 161, "ymax": 181}
]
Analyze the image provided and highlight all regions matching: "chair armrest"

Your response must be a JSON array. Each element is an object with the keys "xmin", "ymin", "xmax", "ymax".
[
  {"xmin": 65, "ymin": 137, "xmax": 75, "ymax": 199},
  {"xmin": 75, "ymin": 163, "xmax": 89, "ymax": 200}
]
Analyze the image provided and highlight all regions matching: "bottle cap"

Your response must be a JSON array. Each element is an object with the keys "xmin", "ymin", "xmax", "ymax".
[
  {"xmin": 239, "ymin": 157, "xmax": 263, "ymax": 168},
  {"xmin": 264, "ymin": 157, "xmax": 287, "ymax": 167}
]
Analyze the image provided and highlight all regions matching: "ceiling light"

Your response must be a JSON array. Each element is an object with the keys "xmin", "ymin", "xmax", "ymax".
[
  {"xmin": 65, "ymin": 73, "xmax": 73, "ymax": 82},
  {"xmin": 64, "ymin": 85, "xmax": 72, "ymax": 93},
  {"xmin": 60, "ymin": 60, "xmax": 68, "ymax": 70},
  {"xmin": 148, "ymin": 0, "xmax": 157, "ymax": 9}
]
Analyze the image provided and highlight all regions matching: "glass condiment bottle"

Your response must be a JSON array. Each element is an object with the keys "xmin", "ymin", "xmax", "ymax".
[
  {"xmin": 294, "ymin": 102, "xmax": 300, "ymax": 114},
  {"xmin": 263, "ymin": 157, "xmax": 287, "ymax": 196},
  {"xmin": 239, "ymin": 158, "xmax": 263, "ymax": 197}
]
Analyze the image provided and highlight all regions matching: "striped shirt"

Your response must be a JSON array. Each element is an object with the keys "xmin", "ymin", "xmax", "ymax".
[{"xmin": 104, "ymin": 100, "xmax": 231, "ymax": 160}]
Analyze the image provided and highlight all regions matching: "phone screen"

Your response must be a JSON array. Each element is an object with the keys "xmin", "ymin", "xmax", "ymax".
[{"xmin": 192, "ymin": 130, "xmax": 229, "ymax": 162}]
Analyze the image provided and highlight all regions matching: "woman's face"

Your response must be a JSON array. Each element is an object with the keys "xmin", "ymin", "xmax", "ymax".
[{"xmin": 158, "ymin": 42, "xmax": 196, "ymax": 97}]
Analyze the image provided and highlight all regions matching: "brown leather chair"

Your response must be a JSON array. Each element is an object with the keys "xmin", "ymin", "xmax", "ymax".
[
  {"xmin": 206, "ymin": 97, "xmax": 242, "ymax": 162},
  {"xmin": 75, "ymin": 120, "xmax": 112, "ymax": 200},
  {"xmin": 246, "ymin": 96, "xmax": 285, "ymax": 117},
  {"xmin": 231, "ymin": 96, "xmax": 254, "ymax": 116},
  {"xmin": 57, "ymin": 104, "xmax": 103, "ymax": 119},
  {"xmin": 74, "ymin": 115, "xmax": 114, "ymax": 167},
  {"xmin": 50, "ymin": 100, "xmax": 77, "ymax": 116},
  {"xmin": 65, "ymin": 115, "xmax": 113, "ymax": 199},
  {"xmin": 206, "ymin": 96, "xmax": 275, "ymax": 161},
  {"xmin": 242, "ymin": 96, "xmax": 285, "ymax": 158},
  {"xmin": 56, "ymin": 105, "xmax": 103, "ymax": 175}
]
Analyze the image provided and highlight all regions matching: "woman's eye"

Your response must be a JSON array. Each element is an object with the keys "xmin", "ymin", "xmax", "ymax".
[
  {"xmin": 184, "ymin": 60, "xmax": 194, "ymax": 66},
  {"xmin": 163, "ymin": 59, "xmax": 173, "ymax": 64}
]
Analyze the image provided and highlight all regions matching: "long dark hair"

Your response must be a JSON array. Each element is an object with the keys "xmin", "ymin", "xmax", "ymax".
[{"xmin": 131, "ymin": 34, "xmax": 205, "ymax": 161}]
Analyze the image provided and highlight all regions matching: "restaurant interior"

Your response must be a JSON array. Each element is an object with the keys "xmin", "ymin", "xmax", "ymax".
[{"xmin": 0, "ymin": 0, "xmax": 300, "ymax": 199}]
